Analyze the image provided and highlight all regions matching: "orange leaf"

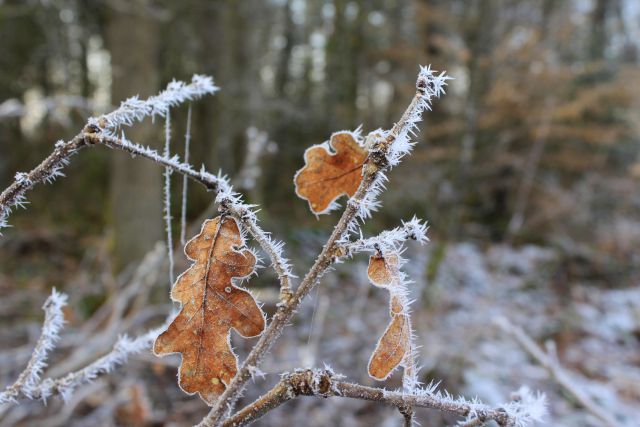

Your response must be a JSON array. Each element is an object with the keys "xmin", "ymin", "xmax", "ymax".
[
  {"xmin": 368, "ymin": 313, "xmax": 411, "ymax": 380},
  {"xmin": 154, "ymin": 216, "xmax": 265, "ymax": 405},
  {"xmin": 294, "ymin": 131, "xmax": 367, "ymax": 214},
  {"xmin": 367, "ymin": 253, "xmax": 412, "ymax": 381},
  {"xmin": 367, "ymin": 254, "xmax": 399, "ymax": 287}
]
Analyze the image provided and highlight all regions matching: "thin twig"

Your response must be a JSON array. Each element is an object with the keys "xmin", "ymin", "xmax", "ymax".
[
  {"xmin": 0, "ymin": 126, "xmax": 292, "ymax": 301},
  {"xmin": 496, "ymin": 317, "xmax": 618, "ymax": 427},
  {"xmin": 92, "ymin": 131, "xmax": 296, "ymax": 299},
  {"xmin": 180, "ymin": 104, "xmax": 193, "ymax": 245},
  {"xmin": 400, "ymin": 406, "xmax": 415, "ymax": 427},
  {"xmin": 2, "ymin": 327, "xmax": 161, "ymax": 405},
  {"xmin": 335, "ymin": 216, "xmax": 429, "ymax": 258},
  {"xmin": 0, "ymin": 134, "xmax": 85, "ymax": 231},
  {"xmin": 220, "ymin": 202, "xmax": 294, "ymax": 301},
  {"xmin": 221, "ymin": 369, "xmax": 517, "ymax": 427},
  {"xmin": 81, "ymin": 133, "xmax": 295, "ymax": 306},
  {"xmin": 0, "ymin": 289, "xmax": 67, "ymax": 404},
  {"xmin": 164, "ymin": 110, "xmax": 174, "ymax": 284},
  {"xmin": 0, "ymin": 75, "xmax": 217, "ymax": 232}
]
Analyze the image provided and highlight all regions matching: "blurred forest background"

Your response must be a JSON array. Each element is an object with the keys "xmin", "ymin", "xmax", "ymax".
[{"xmin": 1, "ymin": 0, "xmax": 639, "ymax": 426}]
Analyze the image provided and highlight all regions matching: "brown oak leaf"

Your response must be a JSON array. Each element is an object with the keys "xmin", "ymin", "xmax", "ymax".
[
  {"xmin": 154, "ymin": 216, "xmax": 265, "ymax": 405},
  {"xmin": 294, "ymin": 131, "xmax": 367, "ymax": 214},
  {"xmin": 367, "ymin": 253, "xmax": 413, "ymax": 380}
]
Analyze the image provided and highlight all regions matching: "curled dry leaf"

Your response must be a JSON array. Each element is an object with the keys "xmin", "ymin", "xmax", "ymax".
[
  {"xmin": 154, "ymin": 216, "xmax": 265, "ymax": 405},
  {"xmin": 367, "ymin": 253, "xmax": 413, "ymax": 381},
  {"xmin": 294, "ymin": 131, "xmax": 367, "ymax": 214}
]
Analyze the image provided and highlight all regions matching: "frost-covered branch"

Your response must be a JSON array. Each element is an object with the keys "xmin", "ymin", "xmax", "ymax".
[
  {"xmin": 218, "ymin": 195, "xmax": 295, "ymax": 301},
  {"xmin": 33, "ymin": 328, "xmax": 160, "ymax": 403},
  {"xmin": 222, "ymin": 369, "xmax": 545, "ymax": 427},
  {"xmin": 200, "ymin": 65, "xmax": 450, "ymax": 427},
  {"xmin": 95, "ymin": 130, "xmax": 298, "ymax": 304},
  {"xmin": 0, "ymin": 135, "xmax": 83, "ymax": 233},
  {"xmin": 0, "ymin": 285, "xmax": 162, "ymax": 407},
  {"xmin": 180, "ymin": 104, "xmax": 193, "ymax": 245},
  {"xmin": 336, "ymin": 216, "xmax": 429, "ymax": 258},
  {"xmin": 496, "ymin": 317, "xmax": 617, "ymax": 427},
  {"xmin": 0, "ymin": 289, "xmax": 67, "ymax": 404},
  {"xmin": 89, "ymin": 75, "xmax": 217, "ymax": 136},
  {"xmin": 0, "ymin": 75, "xmax": 218, "ymax": 233},
  {"xmin": 350, "ymin": 66, "xmax": 452, "ymax": 222},
  {"xmin": 1, "ymin": 325, "xmax": 161, "ymax": 406},
  {"xmin": 164, "ymin": 111, "xmax": 175, "ymax": 284}
]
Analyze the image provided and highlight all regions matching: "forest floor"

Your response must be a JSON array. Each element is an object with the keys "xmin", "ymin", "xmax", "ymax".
[{"xmin": 0, "ymin": 229, "xmax": 638, "ymax": 426}]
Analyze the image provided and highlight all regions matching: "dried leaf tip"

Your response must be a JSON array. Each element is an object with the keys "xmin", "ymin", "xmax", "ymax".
[
  {"xmin": 154, "ymin": 216, "xmax": 265, "ymax": 405},
  {"xmin": 294, "ymin": 130, "xmax": 367, "ymax": 215}
]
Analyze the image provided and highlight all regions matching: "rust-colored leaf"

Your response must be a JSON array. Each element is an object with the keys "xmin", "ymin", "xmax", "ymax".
[
  {"xmin": 367, "ymin": 253, "xmax": 412, "ymax": 381},
  {"xmin": 154, "ymin": 216, "xmax": 265, "ymax": 405},
  {"xmin": 368, "ymin": 313, "xmax": 411, "ymax": 380},
  {"xmin": 294, "ymin": 131, "xmax": 367, "ymax": 214},
  {"xmin": 367, "ymin": 254, "xmax": 399, "ymax": 287}
]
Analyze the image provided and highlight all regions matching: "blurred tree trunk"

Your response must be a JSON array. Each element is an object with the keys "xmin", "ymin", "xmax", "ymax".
[
  {"xmin": 106, "ymin": 0, "xmax": 162, "ymax": 271},
  {"xmin": 589, "ymin": 0, "xmax": 607, "ymax": 61},
  {"xmin": 326, "ymin": 0, "xmax": 363, "ymax": 128},
  {"xmin": 506, "ymin": 0, "xmax": 558, "ymax": 239},
  {"xmin": 275, "ymin": 0, "xmax": 293, "ymax": 99},
  {"xmin": 448, "ymin": 0, "xmax": 497, "ymax": 239},
  {"xmin": 209, "ymin": 1, "xmax": 262, "ymax": 174}
]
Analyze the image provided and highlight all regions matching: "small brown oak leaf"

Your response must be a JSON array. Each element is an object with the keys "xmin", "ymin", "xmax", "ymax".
[
  {"xmin": 367, "ymin": 253, "xmax": 412, "ymax": 380},
  {"xmin": 294, "ymin": 131, "xmax": 367, "ymax": 214},
  {"xmin": 154, "ymin": 216, "xmax": 265, "ymax": 405}
]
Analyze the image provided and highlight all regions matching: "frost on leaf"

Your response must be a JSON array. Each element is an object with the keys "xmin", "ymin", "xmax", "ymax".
[
  {"xmin": 367, "ymin": 254, "xmax": 413, "ymax": 382},
  {"xmin": 154, "ymin": 216, "xmax": 265, "ymax": 405},
  {"xmin": 294, "ymin": 131, "xmax": 367, "ymax": 214}
]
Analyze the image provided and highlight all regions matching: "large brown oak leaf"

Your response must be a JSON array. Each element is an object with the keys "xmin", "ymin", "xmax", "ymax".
[
  {"xmin": 154, "ymin": 216, "xmax": 265, "ymax": 405},
  {"xmin": 294, "ymin": 131, "xmax": 367, "ymax": 214}
]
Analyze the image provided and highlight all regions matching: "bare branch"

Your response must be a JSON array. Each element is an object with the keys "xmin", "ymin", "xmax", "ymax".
[
  {"xmin": 0, "ymin": 134, "xmax": 84, "ymax": 231},
  {"xmin": 222, "ymin": 369, "xmax": 538, "ymax": 427},
  {"xmin": 0, "ymin": 75, "xmax": 218, "ymax": 232},
  {"xmin": 164, "ymin": 110, "xmax": 175, "ymax": 284},
  {"xmin": 2, "ymin": 327, "xmax": 161, "ymax": 406},
  {"xmin": 219, "ymin": 201, "xmax": 295, "ymax": 302},
  {"xmin": 496, "ymin": 317, "xmax": 618, "ymax": 427},
  {"xmin": 84, "ymin": 132, "xmax": 295, "ymax": 300},
  {"xmin": 399, "ymin": 405, "xmax": 415, "ymax": 427},
  {"xmin": 90, "ymin": 75, "xmax": 217, "ymax": 135},
  {"xmin": 180, "ymin": 104, "xmax": 193, "ymax": 245},
  {"xmin": 36, "ymin": 328, "xmax": 161, "ymax": 403},
  {"xmin": 0, "ymin": 289, "xmax": 67, "ymax": 404},
  {"xmin": 336, "ymin": 216, "xmax": 429, "ymax": 259}
]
